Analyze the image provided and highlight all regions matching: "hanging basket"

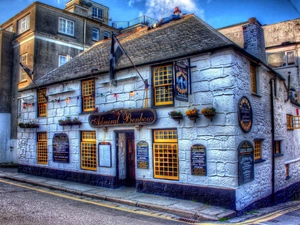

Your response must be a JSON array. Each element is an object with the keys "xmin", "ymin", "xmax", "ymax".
[
  {"xmin": 188, "ymin": 115, "xmax": 198, "ymax": 122},
  {"xmin": 203, "ymin": 112, "xmax": 216, "ymax": 119}
]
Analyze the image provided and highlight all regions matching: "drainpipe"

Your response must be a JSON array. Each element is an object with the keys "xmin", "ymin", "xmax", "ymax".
[{"xmin": 269, "ymin": 77, "xmax": 275, "ymax": 203}]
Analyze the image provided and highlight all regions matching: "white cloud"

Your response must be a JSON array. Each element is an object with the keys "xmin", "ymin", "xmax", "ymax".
[{"xmin": 128, "ymin": 0, "xmax": 204, "ymax": 20}]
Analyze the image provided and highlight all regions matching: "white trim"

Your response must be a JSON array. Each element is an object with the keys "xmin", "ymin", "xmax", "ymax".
[{"xmin": 13, "ymin": 34, "xmax": 87, "ymax": 50}]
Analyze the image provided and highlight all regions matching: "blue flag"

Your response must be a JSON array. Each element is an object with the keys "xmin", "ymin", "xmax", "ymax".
[{"xmin": 110, "ymin": 34, "xmax": 124, "ymax": 84}]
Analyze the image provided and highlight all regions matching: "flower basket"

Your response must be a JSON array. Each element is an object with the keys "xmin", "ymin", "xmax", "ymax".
[
  {"xmin": 186, "ymin": 108, "xmax": 199, "ymax": 122},
  {"xmin": 18, "ymin": 122, "xmax": 39, "ymax": 128},
  {"xmin": 201, "ymin": 107, "xmax": 216, "ymax": 120},
  {"xmin": 59, "ymin": 117, "xmax": 82, "ymax": 126},
  {"xmin": 169, "ymin": 111, "xmax": 183, "ymax": 123}
]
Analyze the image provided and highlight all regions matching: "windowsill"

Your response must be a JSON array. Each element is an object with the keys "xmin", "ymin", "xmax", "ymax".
[
  {"xmin": 274, "ymin": 153, "xmax": 284, "ymax": 158},
  {"xmin": 18, "ymin": 79, "xmax": 28, "ymax": 84},
  {"xmin": 251, "ymin": 93, "xmax": 262, "ymax": 97},
  {"xmin": 286, "ymin": 176, "xmax": 291, "ymax": 180},
  {"xmin": 58, "ymin": 32, "xmax": 75, "ymax": 38},
  {"xmin": 47, "ymin": 89, "xmax": 75, "ymax": 96},
  {"xmin": 254, "ymin": 159, "xmax": 266, "ymax": 163}
]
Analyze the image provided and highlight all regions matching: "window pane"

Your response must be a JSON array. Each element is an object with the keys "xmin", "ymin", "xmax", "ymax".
[
  {"xmin": 93, "ymin": 28, "xmax": 99, "ymax": 41},
  {"xmin": 59, "ymin": 56, "xmax": 67, "ymax": 66},
  {"xmin": 59, "ymin": 18, "xmax": 74, "ymax": 35},
  {"xmin": 287, "ymin": 51, "xmax": 295, "ymax": 66},
  {"xmin": 81, "ymin": 131, "xmax": 97, "ymax": 171},
  {"xmin": 153, "ymin": 65, "xmax": 173, "ymax": 106},
  {"xmin": 37, "ymin": 133, "xmax": 48, "ymax": 164},
  {"xmin": 82, "ymin": 79, "xmax": 95, "ymax": 112},
  {"xmin": 38, "ymin": 89, "xmax": 47, "ymax": 117}
]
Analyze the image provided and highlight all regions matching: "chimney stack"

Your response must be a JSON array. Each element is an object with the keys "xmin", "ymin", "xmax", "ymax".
[{"xmin": 243, "ymin": 17, "xmax": 266, "ymax": 64}]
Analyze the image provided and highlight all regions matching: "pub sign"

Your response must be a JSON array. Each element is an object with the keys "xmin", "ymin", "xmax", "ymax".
[
  {"xmin": 238, "ymin": 96, "xmax": 253, "ymax": 133},
  {"xmin": 175, "ymin": 61, "xmax": 189, "ymax": 102}
]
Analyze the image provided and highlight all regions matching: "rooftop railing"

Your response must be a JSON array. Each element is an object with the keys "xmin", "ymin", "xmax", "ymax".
[{"xmin": 112, "ymin": 15, "xmax": 158, "ymax": 30}]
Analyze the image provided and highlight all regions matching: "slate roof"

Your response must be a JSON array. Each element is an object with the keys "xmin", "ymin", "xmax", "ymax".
[{"xmin": 25, "ymin": 15, "xmax": 248, "ymax": 89}]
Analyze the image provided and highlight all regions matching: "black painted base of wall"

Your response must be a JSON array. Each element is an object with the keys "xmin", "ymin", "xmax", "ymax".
[
  {"xmin": 136, "ymin": 179, "xmax": 237, "ymax": 210},
  {"xmin": 18, "ymin": 164, "xmax": 117, "ymax": 188}
]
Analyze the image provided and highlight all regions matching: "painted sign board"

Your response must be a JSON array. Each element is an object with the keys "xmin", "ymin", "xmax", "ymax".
[
  {"xmin": 89, "ymin": 108, "xmax": 157, "ymax": 128},
  {"xmin": 137, "ymin": 141, "xmax": 149, "ymax": 169},
  {"xmin": 191, "ymin": 144, "xmax": 206, "ymax": 176},
  {"xmin": 53, "ymin": 133, "xmax": 69, "ymax": 163},
  {"xmin": 238, "ymin": 96, "xmax": 253, "ymax": 133},
  {"xmin": 98, "ymin": 142, "xmax": 111, "ymax": 167},
  {"xmin": 238, "ymin": 140, "xmax": 254, "ymax": 185}
]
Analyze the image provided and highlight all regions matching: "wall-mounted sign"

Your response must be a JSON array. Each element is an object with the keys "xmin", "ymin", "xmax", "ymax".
[
  {"xmin": 89, "ymin": 108, "xmax": 157, "ymax": 128},
  {"xmin": 238, "ymin": 140, "xmax": 254, "ymax": 185},
  {"xmin": 137, "ymin": 141, "xmax": 149, "ymax": 169},
  {"xmin": 53, "ymin": 133, "xmax": 69, "ymax": 163},
  {"xmin": 191, "ymin": 144, "xmax": 206, "ymax": 176},
  {"xmin": 175, "ymin": 61, "xmax": 189, "ymax": 102},
  {"xmin": 238, "ymin": 96, "xmax": 253, "ymax": 133},
  {"xmin": 98, "ymin": 142, "xmax": 111, "ymax": 167}
]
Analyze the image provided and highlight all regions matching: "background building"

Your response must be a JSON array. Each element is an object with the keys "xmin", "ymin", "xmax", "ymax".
[{"xmin": 0, "ymin": 0, "xmax": 117, "ymax": 163}]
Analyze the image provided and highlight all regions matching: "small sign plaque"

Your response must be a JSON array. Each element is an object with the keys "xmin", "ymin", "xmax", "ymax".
[
  {"xmin": 191, "ymin": 144, "xmax": 206, "ymax": 176},
  {"xmin": 53, "ymin": 133, "xmax": 69, "ymax": 163},
  {"xmin": 238, "ymin": 140, "xmax": 254, "ymax": 185},
  {"xmin": 98, "ymin": 142, "xmax": 111, "ymax": 167},
  {"xmin": 238, "ymin": 96, "xmax": 253, "ymax": 133},
  {"xmin": 137, "ymin": 141, "xmax": 149, "ymax": 169}
]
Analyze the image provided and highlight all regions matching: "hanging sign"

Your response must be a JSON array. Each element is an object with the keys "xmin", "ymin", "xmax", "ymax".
[
  {"xmin": 175, "ymin": 61, "xmax": 189, "ymax": 102},
  {"xmin": 238, "ymin": 96, "xmax": 253, "ymax": 133},
  {"xmin": 238, "ymin": 140, "xmax": 254, "ymax": 185},
  {"xmin": 191, "ymin": 144, "xmax": 206, "ymax": 176},
  {"xmin": 136, "ymin": 141, "xmax": 149, "ymax": 169},
  {"xmin": 89, "ymin": 108, "xmax": 157, "ymax": 128},
  {"xmin": 98, "ymin": 142, "xmax": 111, "ymax": 167},
  {"xmin": 53, "ymin": 133, "xmax": 69, "ymax": 163}
]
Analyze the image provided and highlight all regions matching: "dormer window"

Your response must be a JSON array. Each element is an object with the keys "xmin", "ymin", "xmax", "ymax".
[{"xmin": 92, "ymin": 7, "xmax": 103, "ymax": 20}]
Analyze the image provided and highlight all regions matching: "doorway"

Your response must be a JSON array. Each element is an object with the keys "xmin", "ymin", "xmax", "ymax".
[{"xmin": 116, "ymin": 131, "xmax": 136, "ymax": 187}]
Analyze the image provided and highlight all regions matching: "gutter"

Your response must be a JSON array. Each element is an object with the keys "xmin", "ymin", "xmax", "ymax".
[{"xmin": 269, "ymin": 77, "xmax": 276, "ymax": 203}]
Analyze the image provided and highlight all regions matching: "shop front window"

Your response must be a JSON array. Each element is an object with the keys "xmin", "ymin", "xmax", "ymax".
[
  {"xmin": 80, "ymin": 131, "xmax": 97, "ymax": 171},
  {"xmin": 37, "ymin": 133, "xmax": 48, "ymax": 165}
]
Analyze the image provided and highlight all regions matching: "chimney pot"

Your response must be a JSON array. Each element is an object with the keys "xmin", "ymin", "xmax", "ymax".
[{"xmin": 248, "ymin": 17, "xmax": 257, "ymax": 24}]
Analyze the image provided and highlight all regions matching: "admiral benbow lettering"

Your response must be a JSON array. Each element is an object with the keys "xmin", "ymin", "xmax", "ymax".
[{"xmin": 88, "ymin": 108, "xmax": 157, "ymax": 127}]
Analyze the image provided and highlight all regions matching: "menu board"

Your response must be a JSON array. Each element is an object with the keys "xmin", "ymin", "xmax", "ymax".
[
  {"xmin": 238, "ymin": 140, "xmax": 254, "ymax": 185},
  {"xmin": 53, "ymin": 133, "xmax": 69, "ymax": 163},
  {"xmin": 137, "ymin": 141, "xmax": 149, "ymax": 169},
  {"xmin": 98, "ymin": 142, "xmax": 111, "ymax": 167},
  {"xmin": 191, "ymin": 144, "xmax": 206, "ymax": 176}
]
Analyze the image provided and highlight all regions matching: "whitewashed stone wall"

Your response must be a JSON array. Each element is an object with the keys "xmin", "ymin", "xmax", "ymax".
[{"xmin": 18, "ymin": 48, "xmax": 300, "ymax": 211}]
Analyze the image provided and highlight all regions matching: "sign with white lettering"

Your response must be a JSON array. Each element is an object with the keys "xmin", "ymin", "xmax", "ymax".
[
  {"xmin": 89, "ymin": 108, "xmax": 157, "ymax": 128},
  {"xmin": 137, "ymin": 141, "xmax": 149, "ymax": 169},
  {"xmin": 53, "ymin": 133, "xmax": 69, "ymax": 163},
  {"xmin": 191, "ymin": 144, "xmax": 206, "ymax": 176},
  {"xmin": 238, "ymin": 140, "xmax": 254, "ymax": 185}
]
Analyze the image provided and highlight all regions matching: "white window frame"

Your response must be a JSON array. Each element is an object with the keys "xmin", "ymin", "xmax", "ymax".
[
  {"xmin": 20, "ymin": 54, "xmax": 28, "ymax": 81},
  {"xmin": 58, "ymin": 17, "xmax": 74, "ymax": 36},
  {"xmin": 92, "ymin": 7, "xmax": 103, "ymax": 20},
  {"xmin": 18, "ymin": 15, "xmax": 30, "ymax": 34},
  {"xmin": 59, "ymin": 55, "xmax": 72, "ymax": 67},
  {"xmin": 103, "ymin": 31, "xmax": 109, "ymax": 39},
  {"xmin": 92, "ymin": 28, "xmax": 100, "ymax": 41},
  {"xmin": 267, "ymin": 51, "xmax": 296, "ymax": 68}
]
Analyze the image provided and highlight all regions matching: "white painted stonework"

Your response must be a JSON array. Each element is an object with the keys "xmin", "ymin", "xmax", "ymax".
[
  {"xmin": 18, "ymin": 49, "xmax": 300, "ymax": 211},
  {"xmin": 0, "ymin": 113, "xmax": 14, "ymax": 163}
]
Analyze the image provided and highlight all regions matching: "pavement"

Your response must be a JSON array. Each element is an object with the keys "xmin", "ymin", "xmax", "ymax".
[{"xmin": 0, "ymin": 167, "xmax": 236, "ymax": 223}]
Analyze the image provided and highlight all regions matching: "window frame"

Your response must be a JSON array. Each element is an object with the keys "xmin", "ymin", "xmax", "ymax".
[
  {"xmin": 92, "ymin": 28, "xmax": 100, "ymax": 41},
  {"xmin": 18, "ymin": 14, "xmax": 30, "ymax": 34},
  {"xmin": 38, "ymin": 89, "xmax": 47, "ymax": 117},
  {"xmin": 274, "ymin": 140, "xmax": 283, "ymax": 156},
  {"xmin": 250, "ymin": 63, "xmax": 258, "ymax": 94},
  {"xmin": 19, "ymin": 53, "xmax": 28, "ymax": 81},
  {"xmin": 92, "ymin": 7, "xmax": 103, "ymax": 20},
  {"xmin": 152, "ymin": 64, "xmax": 174, "ymax": 106},
  {"xmin": 81, "ymin": 79, "xmax": 95, "ymax": 112},
  {"xmin": 267, "ymin": 51, "xmax": 296, "ymax": 68},
  {"xmin": 59, "ymin": 55, "xmax": 67, "ymax": 67},
  {"xmin": 37, "ymin": 132, "xmax": 48, "ymax": 165},
  {"xmin": 254, "ymin": 139, "xmax": 263, "ymax": 161},
  {"xmin": 153, "ymin": 129, "xmax": 179, "ymax": 180},
  {"xmin": 103, "ymin": 31, "xmax": 109, "ymax": 39},
  {"xmin": 58, "ymin": 17, "xmax": 75, "ymax": 36},
  {"xmin": 80, "ymin": 131, "xmax": 97, "ymax": 171}
]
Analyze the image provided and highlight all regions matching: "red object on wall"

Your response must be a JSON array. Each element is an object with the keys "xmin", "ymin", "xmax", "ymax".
[{"xmin": 296, "ymin": 108, "xmax": 299, "ymax": 116}]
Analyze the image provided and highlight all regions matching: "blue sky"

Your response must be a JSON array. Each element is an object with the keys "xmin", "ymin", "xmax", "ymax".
[{"xmin": 0, "ymin": 0, "xmax": 299, "ymax": 28}]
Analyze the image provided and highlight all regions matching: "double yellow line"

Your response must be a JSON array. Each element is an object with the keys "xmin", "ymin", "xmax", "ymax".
[{"xmin": 0, "ymin": 178, "xmax": 189, "ymax": 224}]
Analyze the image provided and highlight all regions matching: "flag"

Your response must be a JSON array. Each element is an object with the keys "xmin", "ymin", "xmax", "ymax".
[
  {"xmin": 109, "ymin": 33, "xmax": 124, "ymax": 83},
  {"xmin": 19, "ymin": 63, "xmax": 34, "ymax": 80}
]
